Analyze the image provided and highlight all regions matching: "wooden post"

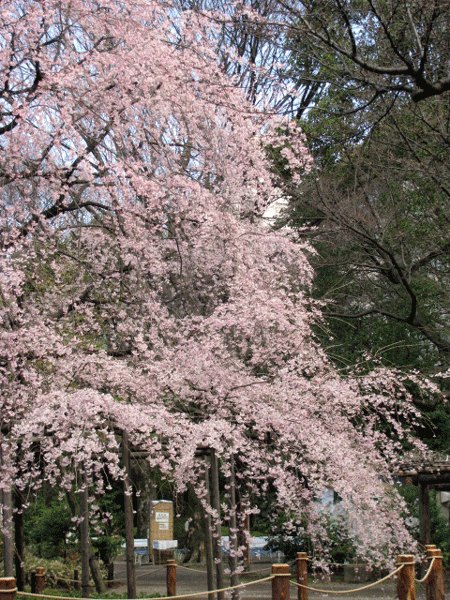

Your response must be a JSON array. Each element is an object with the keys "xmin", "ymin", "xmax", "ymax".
[
  {"xmin": 35, "ymin": 568, "xmax": 45, "ymax": 594},
  {"xmin": 201, "ymin": 474, "xmax": 215, "ymax": 600},
  {"xmin": 426, "ymin": 548, "xmax": 445, "ymax": 600},
  {"xmin": 123, "ymin": 431, "xmax": 136, "ymax": 599},
  {"xmin": 228, "ymin": 456, "xmax": 239, "ymax": 600},
  {"xmin": 14, "ymin": 490, "xmax": 24, "ymax": 591},
  {"xmin": 243, "ymin": 514, "xmax": 250, "ymax": 571},
  {"xmin": 272, "ymin": 564, "xmax": 290, "ymax": 600},
  {"xmin": 419, "ymin": 481, "xmax": 431, "ymax": 546},
  {"xmin": 296, "ymin": 553, "xmax": 308, "ymax": 600},
  {"xmin": 210, "ymin": 448, "xmax": 224, "ymax": 600},
  {"xmin": 166, "ymin": 559, "xmax": 176, "ymax": 597},
  {"xmin": 397, "ymin": 555, "xmax": 415, "ymax": 600},
  {"xmin": 0, "ymin": 577, "xmax": 16, "ymax": 600},
  {"xmin": 79, "ymin": 468, "xmax": 90, "ymax": 599}
]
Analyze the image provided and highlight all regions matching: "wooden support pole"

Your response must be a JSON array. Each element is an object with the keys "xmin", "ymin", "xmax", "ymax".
[
  {"xmin": 0, "ymin": 577, "xmax": 16, "ymax": 600},
  {"xmin": 79, "ymin": 469, "xmax": 90, "ymax": 599},
  {"xmin": 296, "ymin": 553, "xmax": 308, "ymax": 600},
  {"xmin": 14, "ymin": 490, "xmax": 24, "ymax": 591},
  {"xmin": 426, "ymin": 548, "xmax": 445, "ymax": 600},
  {"xmin": 272, "ymin": 564, "xmax": 290, "ymax": 600},
  {"xmin": 122, "ymin": 431, "xmax": 136, "ymax": 599},
  {"xmin": 243, "ymin": 514, "xmax": 250, "ymax": 572},
  {"xmin": 228, "ymin": 455, "xmax": 239, "ymax": 600},
  {"xmin": 202, "ymin": 473, "xmax": 215, "ymax": 600},
  {"xmin": 397, "ymin": 555, "xmax": 415, "ymax": 600},
  {"xmin": 166, "ymin": 559, "xmax": 176, "ymax": 597},
  {"xmin": 419, "ymin": 481, "xmax": 431, "ymax": 546},
  {"xmin": 210, "ymin": 448, "xmax": 224, "ymax": 600}
]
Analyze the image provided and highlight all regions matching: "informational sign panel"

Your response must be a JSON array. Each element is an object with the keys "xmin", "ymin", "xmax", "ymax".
[
  {"xmin": 155, "ymin": 512, "xmax": 169, "ymax": 523},
  {"xmin": 149, "ymin": 500, "xmax": 174, "ymax": 562}
]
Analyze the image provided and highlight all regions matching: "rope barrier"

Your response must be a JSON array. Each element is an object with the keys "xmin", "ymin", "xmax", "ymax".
[
  {"xmin": 290, "ymin": 564, "xmax": 404, "ymax": 595},
  {"xmin": 16, "ymin": 575, "xmax": 275, "ymax": 600},
  {"xmin": 243, "ymin": 566, "xmax": 273, "ymax": 574},
  {"xmin": 177, "ymin": 565, "xmax": 207, "ymax": 574},
  {"xmin": 415, "ymin": 557, "xmax": 436, "ymax": 584},
  {"xmin": 136, "ymin": 566, "xmax": 167, "ymax": 578},
  {"xmin": 0, "ymin": 589, "xmax": 18, "ymax": 594},
  {"xmin": 18, "ymin": 593, "xmax": 84, "ymax": 600}
]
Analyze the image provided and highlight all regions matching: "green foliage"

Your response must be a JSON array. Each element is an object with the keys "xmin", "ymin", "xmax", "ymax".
[
  {"xmin": 24, "ymin": 495, "xmax": 73, "ymax": 559},
  {"xmin": 398, "ymin": 486, "xmax": 450, "ymax": 566},
  {"xmin": 266, "ymin": 514, "xmax": 356, "ymax": 563},
  {"xmin": 22, "ymin": 552, "xmax": 84, "ymax": 589}
]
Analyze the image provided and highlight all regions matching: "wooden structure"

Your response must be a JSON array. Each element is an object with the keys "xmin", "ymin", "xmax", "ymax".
[
  {"xmin": 397, "ymin": 455, "xmax": 450, "ymax": 547},
  {"xmin": 149, "ymin": 500, "xmax": 174, "ymax": 563}
]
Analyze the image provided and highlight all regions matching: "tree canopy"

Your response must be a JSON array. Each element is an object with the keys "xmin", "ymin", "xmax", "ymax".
[{"xmin": 0, "ymin": 0, "xmax": 440, "ymax": 568}]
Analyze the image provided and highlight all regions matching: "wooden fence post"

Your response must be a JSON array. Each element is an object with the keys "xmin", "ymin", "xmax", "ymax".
[
  {"xmin": 272, "ymin": 564, "xmax": 290, "ymax": 600},
  {"xmin": 0, "ymin": 577, "xmax": 16, "ymax": 600},
  {"xmin": 296, "ymin": 553, "xmax": 308, "ymax": 600},
  {"xmin": 35, "ymin": 567, "xmax": 45, "ymax": 594},
  {"xmin": 426, "ymin": 548, "xmax": 445, "ymax": 600},
  {"xmin": 31, "ymin": 569, "xmax": 45, "ymax": 595},
  {"xmin": 167, "ymin": 559, "xmax": 177, "ymax": 597},
  {"xmin": 398, "ymin": 555, "xmax": 415, "ymax": 600}
]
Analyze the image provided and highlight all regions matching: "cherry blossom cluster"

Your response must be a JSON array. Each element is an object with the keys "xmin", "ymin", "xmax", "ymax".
[{"xmin": 0, "ymin": 0, "xmax": 434, "ymax": 565}]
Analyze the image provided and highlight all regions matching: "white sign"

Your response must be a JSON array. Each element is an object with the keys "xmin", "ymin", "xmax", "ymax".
[
  {"xmin": 155, "ymin": 512, "xmax": 169, "ymax": 523},
  {"xmin": 159, "ymin": 523, "xmax": 169, "ymax": 530},
  {"xmin": 153, "ymin": 540, "xmax": 178, "ymax": 550}
]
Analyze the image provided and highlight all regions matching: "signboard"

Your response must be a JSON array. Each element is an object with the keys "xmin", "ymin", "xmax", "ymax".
[
  {"xmin": 155, "ymin": 512, "xmax": 169, "ymax": 523},
  {"xmin": 153, "ymin": 540, "xmax": 178, "ymax": 550},
  {"xmin": 159, "ymin": 523, "xmax": 169, "ymax": 530}
]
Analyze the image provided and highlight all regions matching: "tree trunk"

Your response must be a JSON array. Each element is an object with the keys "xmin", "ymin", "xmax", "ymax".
[
  {"xmin": 2, "ymin": 487, "xmax": 14, "ymax": 577},
  {"xmin": 210, "ymin": 448, "xmax": 224, "ymax": 600},
  {"xmin": 14, "ymin": 489, "xmax": 24, "ymax": 590},
  {"xmin": 228, "ymin": 455, "xmax": 239, "ymax": 600},
  {"xmin": 80, "ymin": 468, "xmax": 91, "ymax": 598},
  {"xmin": 123, "ymin": 430, "xmax": 136, "ymax": 599},
  {"xmin": 107, "ymin": 562, "xmax": 115, "ymax": 588},
  {"xmin": 66, "ymin": 485, "xmax": 105, "ymax": 595},
  {"xmin": 89, "ymin": 549, "xmax": 106, "ymax": 594}
]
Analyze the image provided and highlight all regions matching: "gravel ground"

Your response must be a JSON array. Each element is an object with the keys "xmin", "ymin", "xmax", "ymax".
[{"xmin": 111, "ymin": 559, "xmax": 431, "ymax": 600}]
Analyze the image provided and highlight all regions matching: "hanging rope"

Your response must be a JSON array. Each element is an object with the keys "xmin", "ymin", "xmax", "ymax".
[
  {"xmin": 415, "ymin": 557, "xmax": 436, "ymax": 584},
  {"xmin": 290, "ymin": 564, "xmax": 404, "ymax": 595},
  {"xmin": 177, "ymin": 564, "xmax": 207, "ymax": 574},
  {"xmin": 17, "ymin": 575, "xmax": 275, "ymax": 600}
]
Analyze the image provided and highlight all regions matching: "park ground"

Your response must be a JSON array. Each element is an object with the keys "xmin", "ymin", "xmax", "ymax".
[{"xmin": 112, "ymin": 558, "xmax": 433, "ymax": 600}]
